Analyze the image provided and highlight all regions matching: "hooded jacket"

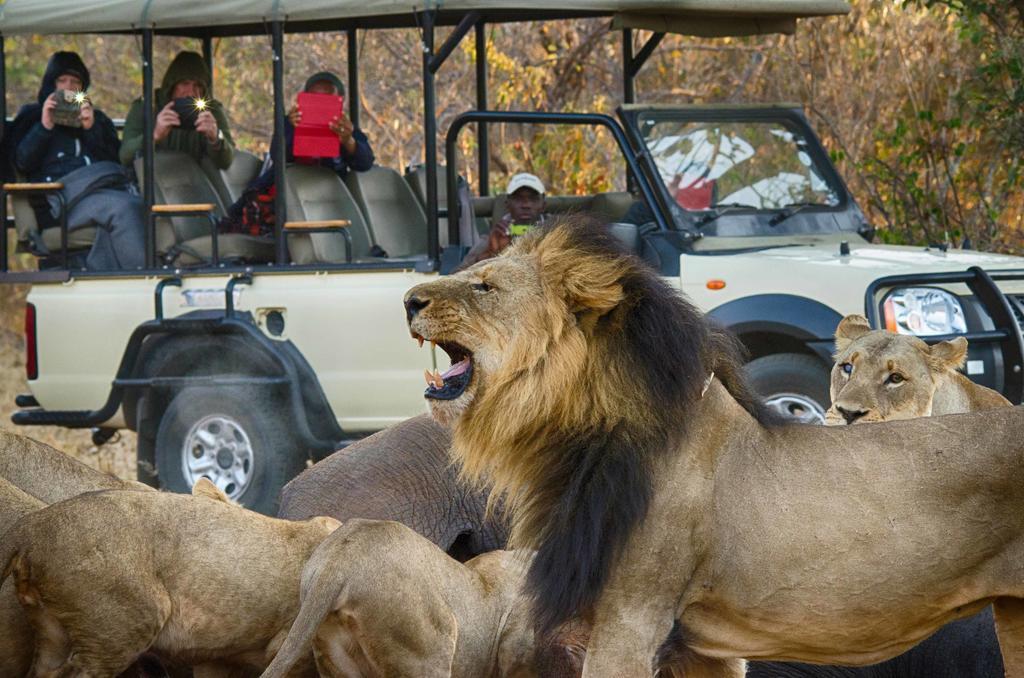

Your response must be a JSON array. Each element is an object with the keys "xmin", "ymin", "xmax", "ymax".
[
  {"xmin": 120, "ymin": 51, "xmax": 235, "ymax": 169},
  {"xmin": 3, "ymin": 51, "xmax": 120, "ymax": 183},
  {"xmin": 247, "ymin": 70, "xmax": 372, "ymax": 194}
]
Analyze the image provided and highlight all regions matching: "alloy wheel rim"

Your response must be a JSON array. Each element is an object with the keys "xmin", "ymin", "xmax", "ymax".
[
  {"xmin": 181, "ymin": 414, "xmax": 255, "ymax": 500},
  {"xmin": 763, "ymin": 392, "xmax": 827, "ymax": 425}
]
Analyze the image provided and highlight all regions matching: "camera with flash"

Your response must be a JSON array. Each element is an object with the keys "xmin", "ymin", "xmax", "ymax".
[{"xmin": 52, "ymin": 89, "xmax": 88, "ymax": 128}]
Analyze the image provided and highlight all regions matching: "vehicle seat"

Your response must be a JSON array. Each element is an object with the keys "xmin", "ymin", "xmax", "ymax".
[
  {"xmin": 405, "ymin": 163, "xmax": 485, "ymax": 249},
  {"xmin": 10, "ymin": 187, "xmax": 97, "ymax": 256},
  {"xmin": 284, "ymin": 164, "xmax": 376, "ymax": 264},
  {"xmin": 202, "ymin": 150, "xmax": 263, "ymax": 207},
  {"xmin": 135, "ymin": 152, "xmax": 274, "ymax": 265},
  {"xmin": 345, "ymin": 166, "xmax": 427, "ymax": 259},
  {"xmin": 588, "ymin": 192, "xmax": 634, "ymax": 222}
]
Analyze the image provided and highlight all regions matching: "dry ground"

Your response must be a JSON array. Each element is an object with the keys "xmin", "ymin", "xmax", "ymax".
[{"xmin": 1, "ymin": 284, "xmax": 137, "ymax": 481}]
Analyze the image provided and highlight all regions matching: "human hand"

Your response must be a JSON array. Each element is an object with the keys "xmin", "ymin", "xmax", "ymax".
[
  {"xmin": 287, "ymin": 103, "xmax": 301, "ymax": 127},
  {"xmin": 330, "ymin": 115, "xmax": 357, "ymax": 153},
  {"xmin": 154, "ymin": 101, "xmax": 179, "ymax": 143},
  {"xmin": 195, "ymin": 110, "xmax": 219, "ymax": 144},
  {"xmin": 78, "ymin": 99, "xmax": 95, "ymax": 131},
  {"xmin": 41, "ymin": 94, "xmax": 57, "ymax": 131},
  {"xmin": 487, "ymin": 217, "xmax": 511, "ymax": 256}
]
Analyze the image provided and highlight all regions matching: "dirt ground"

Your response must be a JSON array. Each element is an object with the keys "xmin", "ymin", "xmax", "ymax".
[{"xmin": 1, "ymin": 284, "xmax": 137, "ymax": 481}]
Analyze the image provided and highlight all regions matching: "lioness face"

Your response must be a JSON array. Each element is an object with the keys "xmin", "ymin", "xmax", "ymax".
[
  {"xmin": 825, "ymin": 314, "xmax": 968, "ymax": 425},
  {"xmin": 405, "ymin": 253, "xmax": 545, "ymax": 425}
]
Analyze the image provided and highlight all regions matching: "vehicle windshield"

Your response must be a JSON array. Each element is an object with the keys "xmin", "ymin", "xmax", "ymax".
[{"xmin": 639, "ymin": 115, "xmax": 843, "ymax": 233}]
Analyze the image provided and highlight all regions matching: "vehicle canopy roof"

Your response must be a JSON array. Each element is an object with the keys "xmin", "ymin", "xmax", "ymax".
[{"xmin": 0, "ymin": 0, "xmax": 849, "ymax": 37}]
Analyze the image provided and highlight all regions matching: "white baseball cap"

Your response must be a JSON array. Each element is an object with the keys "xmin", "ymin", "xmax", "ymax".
[{"xmin": 506, "ymin": 172, "xmax": 545, "ymax": 196}]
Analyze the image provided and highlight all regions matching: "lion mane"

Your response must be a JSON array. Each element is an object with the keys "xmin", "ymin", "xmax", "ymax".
[{"xmin": 447, "ymin": 217, "xmax": 775, "ymax": 636}]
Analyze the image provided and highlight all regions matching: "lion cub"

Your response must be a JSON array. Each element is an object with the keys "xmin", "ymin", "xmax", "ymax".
[
  {"xmin": 261, "ymin": 519, "xmax": 586, "ymax": 678},
  {"xmin": 826, "ymin": 314, "xmax": 1010, "ymax": 425},
  {"xmin": 0, "ymin": 480, "xmax": 339, "ymax": 676}
]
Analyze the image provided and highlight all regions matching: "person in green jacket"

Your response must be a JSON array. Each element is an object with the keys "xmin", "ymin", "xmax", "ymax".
[{"xmin": 120, "ymin": 51, "xmax": 234, "ymax": 170}]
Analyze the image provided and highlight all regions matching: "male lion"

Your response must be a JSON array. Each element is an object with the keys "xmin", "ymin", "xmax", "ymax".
[
  {"xmin": 404, "ymin": 217, "xmax": 1024, "ymax": 677},
  {"xmin": 826, "ymin": 314, "xmax": 1010, "ymax": 425},
  {"xmin": 0, "ymin": 481, "xmax": 339, "ymax": 676},
  {"xmin": 261, "ymin": 519, "xmax": 586, "ymax": 678}
]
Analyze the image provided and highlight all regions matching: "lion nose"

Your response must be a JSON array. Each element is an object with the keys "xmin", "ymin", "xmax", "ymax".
[
  {"xmin": 405, "ymin": 295, "xmax": 430, "ymax": 323},
  {"xmin": 835, "ymin": 405, "xmax": 868, "ymax": 425}
]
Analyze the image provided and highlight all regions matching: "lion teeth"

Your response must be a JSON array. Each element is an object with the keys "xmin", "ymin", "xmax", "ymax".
[
  {"xmin": 417, "ymin": 336, "xmax": 424, "ymax": 348},
  {"xmin": 424, "ymin": 369, "xmax": 444, "ymax": 389}
]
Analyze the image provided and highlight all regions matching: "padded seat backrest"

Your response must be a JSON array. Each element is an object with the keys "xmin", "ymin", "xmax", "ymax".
[
  {"xmin": 202, "ymin": 150, "xmax": 263, "ymax": 207},
  {"xmin": 284, "ymin": 164, "xmax": 374, "ymax": 264},
  {"xmin": 135, "ymin": 152, "xmax": 225, "ymax": 251},
  {"xmin": 345, "ymin": 166, "xmax": 427, "ymax": 259},
  {"xmin": 405, "ymin": 163, "xmax": 484, "ymax": 249},
  {"xmin": 545, "ymin": 195, "xmax": 592, "ymax": 215},
  {"xmin": 588, "ymin": 192, "xmax": 635, "ymax": 222},
  {"xmin": 11, "ymin": 191, "xmax": 40, "ymax": 245}
]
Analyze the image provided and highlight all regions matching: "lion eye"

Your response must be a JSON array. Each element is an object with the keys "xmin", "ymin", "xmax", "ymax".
[
  {"xmin": 886, "ymin": 373, "xmax": 905, "ymax": 385},
  {"xmin": 840, "ymin": 362, "xmax": 853, "ymax": 375},
  {"xmin": 472, "ymin": 282, "xmax": 493, "ymax": 292}
]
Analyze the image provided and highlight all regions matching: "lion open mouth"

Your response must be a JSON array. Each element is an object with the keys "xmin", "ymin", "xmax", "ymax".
[{"xmin": 412, "ymin": 333, "xmax": 474, "ymax": 401}]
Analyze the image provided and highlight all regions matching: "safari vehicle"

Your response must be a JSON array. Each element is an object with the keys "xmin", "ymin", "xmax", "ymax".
[{"xmin": 4, "ymin": 0, "xmax": 1024, "ymax": 513}]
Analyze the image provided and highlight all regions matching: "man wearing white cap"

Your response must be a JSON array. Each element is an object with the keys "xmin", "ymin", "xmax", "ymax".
[{"xmin": 460, "ymin": 172, "xmax": 547, "ymax": 268}]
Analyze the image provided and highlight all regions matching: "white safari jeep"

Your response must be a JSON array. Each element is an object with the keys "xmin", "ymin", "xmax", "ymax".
[{"xmin": 5, "ymin": 0, "xmax": 1023, "ymax": 512}]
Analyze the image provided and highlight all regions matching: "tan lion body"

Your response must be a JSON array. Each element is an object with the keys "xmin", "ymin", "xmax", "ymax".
[
  {"xmin": 602, "ymin": 387, "xmax": 1024, "ymax": 671},
  {"xmin": 0, "ymin": 486, "xmax": 339, "ymax": 676},
  {"xmin": 404, "ymin": 219, "xmax": 1024, "ymax": 677},
  {"xmin": 826, "ymin": 314, "xmax": 1010, "ymax": 424},
  {"xmin": 263, "ymin": 519, "xmax": 582, "ymax": 678},
  {"xmin": 0, "ymin": 429, "xmax": 135, "ymax": 503},
  {"xmin": 0, "ymin": 476, "xmax": 45, "ymax": 677}
]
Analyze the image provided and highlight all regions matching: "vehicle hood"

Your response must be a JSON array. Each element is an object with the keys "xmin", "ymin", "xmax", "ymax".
[
  {"xmin": 747, "ymin": 242, "xmax": 1024, "ymax": 273},
  {"xmin": 680, "ymin": 240, "xmax": 1024, "ymax": 320}
]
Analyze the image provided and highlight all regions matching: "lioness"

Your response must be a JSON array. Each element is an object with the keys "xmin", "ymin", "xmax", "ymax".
[
  {"xmin": 262, "ymin": 519, "xmax": 585, "ymax": 678},
  {"xmin": 0, "ymin": 475, "xmax": 44, "ymax": 677},
  {"xmin": 826, "ymin": 314, "xmax": 1010, "ymax": 425},
  {"xmin": 405, "ymin": 217, "xmax": 1024, "ymax": 677},
  {"xmin": 0, "ymin": 482, "xmax": 339, "ymax": 676},
  {"xmin": 0, "ymin": 428, "xmax": 138, "ymax": 503}
]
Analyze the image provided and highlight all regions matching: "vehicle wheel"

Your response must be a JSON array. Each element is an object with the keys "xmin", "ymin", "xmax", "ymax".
[
  {"xmin": 154, "ymin": 386, "xmax": 307, "ymax": 514},
  {"xmin": 744, "ymin": 353, "xmax": 831, "ymax": 425}
]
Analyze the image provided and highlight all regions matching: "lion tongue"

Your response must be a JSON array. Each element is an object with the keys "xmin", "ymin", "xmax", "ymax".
[{"xmin": 441, "ymin": 358, "xmax": 470, "ymax": 380}]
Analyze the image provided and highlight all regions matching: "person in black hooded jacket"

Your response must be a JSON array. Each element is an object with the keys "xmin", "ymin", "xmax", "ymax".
[{"xmin": 4, "ymin": 51, "xmax": 145, "ymax": 270}]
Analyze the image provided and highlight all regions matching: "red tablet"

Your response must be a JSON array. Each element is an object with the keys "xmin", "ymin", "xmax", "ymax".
[{"xmin": 294, "ymin": 92, "xmax": 345, "ymax": 158}]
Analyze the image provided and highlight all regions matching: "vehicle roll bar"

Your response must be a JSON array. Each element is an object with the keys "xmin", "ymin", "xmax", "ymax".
[{"xmin": 443, "ymin": 110, "xmax": 671, "ymax": 250}]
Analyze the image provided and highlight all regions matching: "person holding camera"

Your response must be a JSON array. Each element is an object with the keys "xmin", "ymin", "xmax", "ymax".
[
  {"xmin": 2, "ymin": 51, "xmax": 145, "ymax": 270},
  {"xmin": 120, "ymin": 51, "xmax": 235, "ymax": 170},
  {"xmin": 459, "ymin": 173, "xmax": 547, "ymax": 269},
  {"xmin": 220, "ymin": 71, "xmax": 373, "ymax": 235}
]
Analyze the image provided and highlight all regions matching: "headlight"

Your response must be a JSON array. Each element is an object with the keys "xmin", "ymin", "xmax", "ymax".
[{"xmin": 882, "ymin": 287, "xmax": 966, "ymax": 336}]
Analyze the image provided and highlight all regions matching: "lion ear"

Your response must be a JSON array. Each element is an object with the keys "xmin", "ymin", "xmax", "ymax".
[
  {"xmin": 541, "ymin": 250, "xmax": 625, "ymax": 318},
  {"xmin": 929, "ymin": 336, "xmax": 968, "ymax": 372},
  {"xmin": 192, "ymin": 477, "xmax": 234, "ymax": 505},
  {"xmin": 834, "ymin": 315, "xmax": 872, "ymax": 353},
  {"xmin": 311, "ymin": 515, "xmax": 342, "ymax": 534}
]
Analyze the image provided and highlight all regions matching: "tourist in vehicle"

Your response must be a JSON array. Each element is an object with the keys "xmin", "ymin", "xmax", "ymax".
[
  {"xmin": 459, "ymin": 172, "xmax": 547, "ymax": 268},
  {"xmin": 3, "ymin": 51, "xmax": 145, "ymax": 270},
  {"xmin": 220, "ymin": 70, "xmax": 374, "ymax": 235},
  {"xmin": 120, "ymin": 51, "xmax": 235, "ymax": 170}
]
